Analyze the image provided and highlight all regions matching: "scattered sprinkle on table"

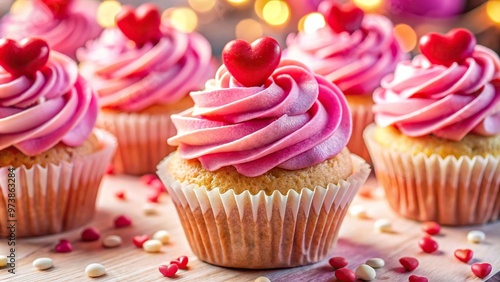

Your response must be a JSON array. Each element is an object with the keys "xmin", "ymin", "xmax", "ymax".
[
  {"xmin": 143, "ymin": 239, "xmax": 162, "ymax": 253},
  {"xmin": 418, "ymin": 236, "xmax": 438, "ymax": 253},
  {"xmin": 365, "ymin": 258, "xmax": 384, "ymax": 268},
  {"xmin": 0, "ymin": 255, "xmax": 7, "ymax": 267},
  {"xmin": 115, "ymin": 191, "xmax": 126, "ymax": 200},
  {"xmin": 32, "ymin": 258, "xmax": 53, "ymax": 271},
  {"xmin": 335, "ymin": 268, "xmax": 356, "ymax": 282},
  {"xmin": 133, "ymin": 235, "xmax": 150, "ymax": 248},
  {"xmin": 422, "ymin": 221, "xmax": 440, "ymax": 235},
  {"xmin": 54, "ymin": 239, "xmax": 72, "ymax": 253},
  {"xmin": 141, "ymin": 174, "xmax": 157, "ymax": 185},
  {"xmin": 159, "ymin": 263, "xmax": 178, "ymax": 277},
  {"xmin": 254, "ymin": 276, "xmax": 271, "ymax": 282},
  {"xmin": 355, "ymin": 264, "xmax": 376, "ymax": 281},
  {"xmin": 454, "ymin": 249, "xmax": 473, "ymax": 263},
  {"xmin": 81, "ymin": 227, "xmax": 100, "ymax": 242},
  {"xmin": 471, "ymin": 262, "xmax": 492, "ymax": 279},
  {"xmin": 170, "ymin": 256, "xmax": 189, "ymax": 269},
  {"xmin": 85, "ymin": 263, "xmax": 106, "ymax": 278},
  {"xmin": 114, "ymin": 215, "xmax": 132, "ymax": 228},
  {"xmin": 153, "ymin": 230, "xmax": 171, "ymax": 244},
  {"xmin": 409, "ymin": 274, "xmax": 428, "ymax": 282},
  {"xmin": 467, "ymin": 230, "xmax": 485, "ymax": 243},
  {"xmin": 143, "ymin": 203, "xmax": 159, "ymax": 215},
  {"xmin": 103, "ymin": 235, "xmax": 122, "ymax": 248},
  {"xmin": 374, "ymin": 219, "xmax": 392, "ymax": 233},
  {"xmin": 329, "ymin": 256, "xmax": 348, "ymax": 269},
  {"xmin": 399, "ymin": 257, "xmax": 419, "ymax": 271},
  {"xmin": 349, "ymin": 205, "xmax": 369, "ymax": 219}
]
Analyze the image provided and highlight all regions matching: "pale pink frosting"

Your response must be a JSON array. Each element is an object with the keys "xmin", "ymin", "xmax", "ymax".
[
  {"xmin": 77, "ymin": 25, "xmax": 213, "ymax": 112},
  {"xmin": 0, "ymin": 0, "xmax": 102, "ymax": 60},
  {"xmin": 168, "ymin": 59, "xmax": 352, "ymax": 177},
  {"xmin": 0, "ymin": 52, "xmax": 98, "ymax": 156},
  {"xmin": 285, "ymin": 14, "xmax": 407, "ymax": 95},
  {"xmin": 373, "ymin": 46, "xmax": 500, "ymax": 141}
]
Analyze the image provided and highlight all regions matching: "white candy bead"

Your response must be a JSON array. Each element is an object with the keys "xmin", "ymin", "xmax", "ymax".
[
  {"xmin": 102, "ymin": 235, "xmax": 122, "ymax": 248},
  {"xmin": 153, "ymin": 230, "xmax": 171, "ymax": 245},
  {"xmin": 356, "ymin": 264, "xmax": 376, "ymax": 281},
  {"xmin": 85, "ymin": 263, "xmax": 106, "ymax": 278},
  {"xmin": 143, "ymin": 203, "xmax": 158, "ymax": 215},
  {"xmin": 255, "ymin": 276, "xmax": 271, "ymax": 282},
  {"xmin": 365, "ymin": 258, "xmax": 385, "ymax": 268},
  {"xmin": 143, "ymin": 239, "xmax": 162, "ymax": 253},
  {"xmin": 349, "ymin": 205, "xmax": 369, "ymax": 218},
  {"xmin": 0, "ymin": 255, "xmax": 7, "ymax": 267},
  {"xmin": 374, "ymin": 219, "xmax": 392, "ymax": 233},
  {"xmin": 467, "ymin": 230, "xmax": 486, "ymax": 244},
  {"xmin": 32, "ymin": 258, "xmax": 53, "ymax": 270}
]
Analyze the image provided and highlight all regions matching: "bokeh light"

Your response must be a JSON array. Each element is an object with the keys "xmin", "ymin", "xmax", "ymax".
[
  {"xmin": 235, "ymin": 18, "xmax": 263, "ymax": 42},
  {"xmin": 254, "ymin": 0, "xmax": 267, "ymax": 19},
  {"xmin": 262, "ymin": 0, "xmax": 290, "ymax": 26},
  {"xmin": 97, "ymin": 0, "xmax": 122, "ymax": 28},
  {"xmin": 188, "ymin": 0, "xmax": 216, "ymax": 13},
  {"xmin": 393, "ymin": 23, "xmax": 417, "ymax": 52},
  {"xmin": 353, "ymin": 0, "xmax": 382, "ymax": 10},
  {"xmin": 162, "ymin": 7, "xmax": 198, "ymax": 33},
  {"xmin": 486, "ymin": 0, "xmax": 500, "ymax": 24},
  {"xmin": 299, "ymin": 12, "xmax": 326, "ymax": 33},
  {"xmin": 227, "ymin": 0, "xmax": 249, "ymax": 7}
]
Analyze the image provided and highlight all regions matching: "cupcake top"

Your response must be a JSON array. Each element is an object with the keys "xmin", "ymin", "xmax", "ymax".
[
  {"xmin": 77, "ymin": 3, "xmax": 213, "ymax": 112},
  {"xmin": 168, "ymin": 37, "xmax": 352, "ymax": 177},
  {"xmin": 0, "ymin": 0, "xmax": 102, "ymax": 60},
  {"xmin": 373, "ymin": 28, "xmax": 500, "ymax": 141},
  {"xmin": 285, "ymin": 1, "xmax": 406, "ymax": 95},
  {"xmin": 0, "ymin": 37, "xmax": 98, "ymax": 156}
]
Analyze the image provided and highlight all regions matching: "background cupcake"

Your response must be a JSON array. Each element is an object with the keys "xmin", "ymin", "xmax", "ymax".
[
  {"xmin": 0, "ymin": 37, "xmax": 116, "ymax": 237},
  {"xmin": 364, "ymin": 28, "xmax": 500, "ymax": 225},
  {"xmin": 157, "ymin": 37, "xmax": 370, "ymax": 268},
  {"xmin": 0, "ymin": 0, "xmax": 102, "ymax": 60},
  {"xmin": 285, "ymin": 1, "xmax": 407, "ymax": 162},
  {"xmin": 77, "ymin": 3, "xmax": 213, "ymax": 175}
]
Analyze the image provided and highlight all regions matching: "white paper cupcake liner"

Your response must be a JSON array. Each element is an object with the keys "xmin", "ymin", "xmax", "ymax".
[
  {"xmin": 364, "ymin": 124, "xmax": 500, "ymax": 225},
  {"xmin": 347, "ymin": 100, "xmax": 374, "ymax": 164},
  {"xmin": 0, "ymin": 129, "xmax": 116, "ymax": 237},
  {"xmin": 157, "ymin": 154, "xmax": 370, "ymax": 269}
]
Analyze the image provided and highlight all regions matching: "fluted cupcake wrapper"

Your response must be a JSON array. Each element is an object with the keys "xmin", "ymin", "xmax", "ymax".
[
  {"xmin": 97, "ymin": 110, "xmax": 177, "ymax": 175},
  {"xmin": 346, "ymin": 100, "xmax": 374, "ymax": 164},
  {"xmin": 0, "ymin": 129, "xmax": 116, "ymax": 237},
  {"xmin": 364, "ymin": 124, "xmax": 500, "ymax": 226},
  {"xmin": 157, "ymin": 154, "xmax": 370, "ymax": 269}
]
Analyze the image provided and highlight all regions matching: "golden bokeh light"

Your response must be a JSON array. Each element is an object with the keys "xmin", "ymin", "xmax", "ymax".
[
  {"xmin": 393, "ymin": 24, "xmax": 417, "ymax": 52},
  {"xmin": 235, "ymin": 18, "xmax": 263, "ymax": 42},
  {"xmin": 162, "ymin": 7, "xmax": 198, "ymax": 33},
  {"xmin": 227, "ymin": 0, "xmax": 249, "ymax": 6},
  {"xmin": 188, "ymin": 0, "xmax": 216, "ymax": 13},
  {"xmin": 97, "ymin": 0, "xmax": 122, "ymax": 28},
  {"xmin": 299, "ymin": 12, "xmax": 326, "ymax": 33},
  {"xmin": 486, "ymin": 0, "xmax": 500, "ymax": 23},
  {"xmin": 10, "ymin": 0, "xmax": 31, "ymax": 14},
  {"xmin": 353, "ymin": 0, "xmax": 382, "ymax": 10},
  {"xmin": 254, "ymin": 0, "xmax": 268, "ymax": 19},
  {"xmin": 262, "ymin": 0, "xmax": 290, "ymax": 26}
]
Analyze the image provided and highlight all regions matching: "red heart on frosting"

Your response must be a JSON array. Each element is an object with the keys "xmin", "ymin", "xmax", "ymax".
[
  {"xmin": 38, "ymin": 0, "xmax": 72, "ymax": 19},
  {"xmin": 419, "ymin": 28, "xmax": 476, "ymax": 67},
  {"xmin": 0, "ymin": 38, "xmax": 50, "ymax": 78},
  {"xmin": 116, "ymin": 4, "xmax": 163, "ymax": 47},
  {"xmin": 320, "ymin": 1, "xmax": 364, "ymax": 34},
  {"xmin": 454, "ymin": 249, "xmax": 473, "ymax": 263},
  {"xmin": 222, "ymin": 36, "xmax": 281, "ymax": 87}
]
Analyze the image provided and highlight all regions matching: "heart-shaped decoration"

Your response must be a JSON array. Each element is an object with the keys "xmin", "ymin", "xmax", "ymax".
[
  {"xmin": 471, "ymin": 263, "xmax": 492, "ymax": 279},
  {"xmin": 54, "ymin": 239, "xmax": 73, "ymax": 253},
  {"xmin": 132, "ymin": 235, "xmax": 149, "ymax": 248},
  {"xmin": 0, "ymin": 38, "xmax": 50, "ymax": 78},
  {"xmin": 158, "ymin": 264, "xmax": 179, "ymax": 278},
  {"xmin": 170, "ymin": 256, "xmax": 189, "ymax": 269},
  {"xmin": 454, "ymin": 249, "xmax": 473, "ymax": 263},
  {"xmin": 409, "ymin": 274, "xmax": 428, "ymax": 282},
  {"xmin": 116, "ymin": 3, "xmax": 163, "ymax": 47},
  {"xmin": 334, "ymin": 268, "xmax": 356, "ymax": 282},
  {"xmin": 114, "ymin": 215, "xmax": 132, "ymax": 228},
  {"xmin": 419, "ymin": 28, "xmax": 476, "ymax": 67},
  {"xmin": 38, "ymin": 0, "xmax": 72, "ymax": 19},
  {"xmin": 81, "ymin": 227, "xmax": 100, "ymax": 242},
  {"xmin": 222, "ymin": 36, "xmax": 281, "ymax": 87},
  {"xmin": 319, "ymin": 1, "xmax": 364, "ymax": 34},
  {"xmin": 399, "ymin": 257, "xmax": 419, "ymax": 271}
]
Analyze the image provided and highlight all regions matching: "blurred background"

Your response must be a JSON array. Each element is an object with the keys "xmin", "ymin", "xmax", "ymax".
[{"xmin": 1, "ymin": 0, "xmax": 499, "ymax": 57}]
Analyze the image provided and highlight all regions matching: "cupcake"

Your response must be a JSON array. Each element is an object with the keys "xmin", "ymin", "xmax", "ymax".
[
  {"xmin": 78, "ymin": 3, "xmax": 213, "ymax": 175},
  {"xmin": 0, "ymin": 0, "xmax": 102, "ymax": 60},
  {"xmin": 0, "ymin": 37, "xmax": 116, "ymax": 237},
  {"xmin": 364, "ymin": 28, "xmax": 500, "ymax": 225},
  {"xmin": 157, "ymin": 37, "xmax": 371, "ymax": 268},
  {"xmin": 285, "ymin": 1, "xmax": 407, "ymax": 162}
]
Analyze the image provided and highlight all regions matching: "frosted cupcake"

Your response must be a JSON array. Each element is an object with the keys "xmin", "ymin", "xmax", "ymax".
[
  {"xmin": 285, "ymin": 1, "xmax": 406, "ymax": 162},
  {"xmin": 364, "ymin": 28, "xmax": 500, "ymax": 225},
  {"xmin": 0, "ymin": 38, "xmax": 116, "ymax": 237},
  {"xmin": 0, "ymin": 0, "xmax": 102, "ymax": 60},
  {"xmin": 78, "ymin": 3, "xmax": 213, "ymax": 175},
  {"xmin": 157, "ymin": 37, "xmax": 370, "ymax": 268}
]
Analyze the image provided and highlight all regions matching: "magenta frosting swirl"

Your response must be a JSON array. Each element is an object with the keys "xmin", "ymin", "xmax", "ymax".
[
  {"xmin": 77, "ymin": 24, "xmax": 213, "ymax": 112},
  {"xmin": 168, "ymin": 59, "xmax": 352, "ymax": 177},
  {"xmin": 373, "ymin": 46, "xmax": 500, "ymax": 141},
  {"xmin": 0, "ymin": 0, "xmax": 102, "ymax": 60},
  {"xmin": 285, "ymin": 14, "xmax": 407, "ymax": 95},
  {"xmin": 0, "ymin": 52, "xmax": 98, "ymax": 156}
]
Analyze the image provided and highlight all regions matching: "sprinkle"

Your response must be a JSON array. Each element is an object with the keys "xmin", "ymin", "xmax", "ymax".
[
  {"xmin": 141, "ymin": 174, "xmax": 157, "ymax": 185},
  {"xmin": 32, "ymin": 258, "xmax": 53, "ymax": 270},
  {"xmin": 454, "ymin": 249, "xmax": 473, "ymax": 263},
  {"xmin": 115, "ymin": 191, "xmax": 126, "ymax": 200},
  {"xmin": 102, "ymin": 235, "xmax": 122, "ymax": 248},
  {"xmin": 467, "ymin": 230, "xmax": 485, "ymax": 244},
  {"xmin": 152, "ymin": 230, "xmax": 171, "ymax": 245},
  {"xmin": 409, "ymin": 274, "xmax": 428, "ymax": 282},
  {"xmin": 143, "ymin": 203, "xmax": 159, "ymax": 215},
  {"xmin": 114, "ymin": 215, "xmax": 132, "ymax": 228},
  {"xmin": 422, "ymin": 221, "xmax": 440, "ymax": 235},
  {"xmin": 399, "ymin": 257, "xmax": 419, "ymax": 271},
  {"xmin": 349, "ymin": 205, "xmax": 369, "ymax": 219},
  {"xmin": 373, "ymin": 219, "xmax": 392, "ymax": 233},
  {"xmin": 335, "ymin": 268, "xmax": 356, "ymax": 282},
  {"xmin": 159, "ymin": 264, "xmax": 178, "ymax": 278},
  {"xmin": 254, "ymin": 277, "xmax": 271, "ymax": 282},
  {"xmin": 133, "ymin": 235, "xmax": 150, "ymax": 248},
  {"xmin": 143, "ymin": 239, "xmax": 162, "ymax": 253},
  {"xmin": 85, "ymin": 263, "xmax": 106, "ymax": 278},
  {"xmin": 149, "ymin": 179, "xmax": 165, "ymax": 191},
  {"xmin": 54, "ymin": 239, "xmax": 72, "ymax": 253},
  {"xmin": 355, "ymin": 264, "xmax": 376, "ymax": 281},
  {"xmin": 106, "ymin": 164, "xmax": 114, "ymax": 175},
  {"xmin": 418, "ymin": 236, "xmax": 438, "ymax": 253},
  {"xmin": 471, "ymin": 262, "xmax": 492, "ymax": 279},
  {"xmin": 81, "ymin": 227, "xmax": 100, "ymax": 242},
  {"xmin": 329, "ymin": 256, "xmax": 348, "ymax": 269},
  {"xmin": 147, "ymin": 192, "xmax": 161, "ymax": 203},
  {"xmin": 0, "ymin": 255, "xmax": 7, "ymax": 267},
  {"xmin": 170, "ymin": 256, "xmax": 189, "ymax": 269},
  {"xmin": 365, "ymin": 258, "xmax": 384, "ymax": 268}
]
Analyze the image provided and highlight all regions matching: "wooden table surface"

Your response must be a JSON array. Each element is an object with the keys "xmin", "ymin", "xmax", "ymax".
[{"xmin": 1, "ymin": 174, "xmax": 499, "ymax": 282}]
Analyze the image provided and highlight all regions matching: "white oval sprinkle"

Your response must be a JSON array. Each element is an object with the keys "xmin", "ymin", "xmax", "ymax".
[
  {"xmin": 0, "ymin": 255, "xmax": 7, "ymax": 267},
  {"xmin": 356, "ymin": 264, "xmax": 376, "ymax": 281},
  {"xmin": 467, "ymin": 230, "xmax": 486, "ymax": 244},
  {"xmin": 349, "ymin": 205, "xmax": 369, "ymax": 219},
  {"xmin": 143, "ymin": 239, "xmax": 162, "ymax": 253},
  {"xmin": 32, "ymin": 258, "xmax": 53, "ymax": 270},
  {"xmin": 365, "ymin": 258, "xmax": 384, "ymax": 268},
  {"xmin": 255, "ymin": 276, "xmax": 271, "ymax": 282},
  {"xmin": 102, "ymin": 235, "xmax": 122, "ymax": 248},
  {"xmin": 85, "ymin": 263, "xmax": 106, "ymax": 278},
  {"xmin": 143, "ymin": 203, "xmax": 158, "ymax": 215},
  {"xmin": 152, "ymin": 230, "xmax": 171, "ymax": 245},
  {"xmin": 374, "ymin": 219, "xmax": 392, "ymax": 233}
]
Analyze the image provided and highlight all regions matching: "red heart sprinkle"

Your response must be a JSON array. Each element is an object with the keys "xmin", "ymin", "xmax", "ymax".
[
  {"xmin": 454, "ymin": 249, "xmax": 473, "ymax": 263},
  {"xmin": 409, "ymin": 274, "xmax": 428, "ymax": 282},
  {"xmin": 54, "ymin": 239, "xmax": 73, "ymax": 253},
  {"xmin": 170, "ymin": 256, "xmax": 189, "ymax": 269},
  {"xmin": 328, "ymin": 256, "xmax": 348, "ymax": 269},
  {"xmin": 471, "ymin": 262, "xmax": 492, "ymax": 279},
  {"xmin": 81, "ymin": 227, "xmax": 100, "ymax": 242},
  {"xmin": 147, "ymin": 192, "xmax": 161, "ymax": 203},
  {"xmin": 422, "ymin": 221, "xmax": 440, "ymax": 235},
  {"xmin": 0, "ymin": 38, "xmax": 50, "ymax": 78},
  {"xmin": 106, "ymin": 164, "xmax": 115, "ymax": 175},
  {"xmin": 419, "ymin": 28, "xmax": 476, "ymax": 67},
  {"xmin": 132, "ymin": 235, "xmax": 150, "ymax": 248},
  {"xmin": 116, "ymin": 3, "xmax": 162, "ymax": 47},
  {"xmin": 334, "ymin": 268, "xmax": 356, "ymax": 282},
  {"xmin": 159, "ymin": 264, "xmax": 179, "ymax": 278},
  {"xmin": 222, "ymin": 36, "xmax": 281, "ymax": 87},
  {"xmin": 114, "ymin": 215, "xmax": 132, "ymax": 228},
  {"xmin": 38, "ymin": 0, "xmax": 72, "ymax": 19},
  {"xmin": 141, "ymin": 174, "xmax": 158, "ymax": 186},
  {"xmin": 399, "ymin": 257, "xmax": 419, "ymax": 271},
  {"xmin": 115, "ymin": 191, "xmax": 126, "ymax": 200},
  {"xmin": 320, "ymin": 1, "xmax": 364, "ymax": 34},
  {"xmin": 418, "ymin": 236, "xmax": 438, "ymax": 253}
]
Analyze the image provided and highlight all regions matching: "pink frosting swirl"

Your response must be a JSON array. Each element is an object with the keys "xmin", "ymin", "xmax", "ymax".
[
  {"xmin": 0, "ymin": 0, "xmax": 102, "ymax": 60},
  {"xmin": 77, "ymin": 24, "xmax": 213, "ymax": 112},
  {"xmin": 285, "ymin": 14, "xmax": 406, "ymax": 95},
  {"xmin": 373, "ymin": 46, "xmax": 500, "ymax": 141},
  {"xmin": 0, "ymin": 52, "xmax": 98, "ymax": 156},
  {"xmin": 168, "ymin": 60, "xmax": 351, "ymax": 177}
]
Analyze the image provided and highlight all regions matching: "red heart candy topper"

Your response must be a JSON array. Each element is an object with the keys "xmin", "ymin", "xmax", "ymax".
[
  {"xmin": 0, "ymin": 38, "xmax": 50, "ymax": 78},
  {"xmin": 116, "ymin": 4, "xmax": 163, "ymax": 48},
  {"xmin": 419, "ymin": 28, "xmax": 476, "ymax": 67},
  {"xmin": 222, "ymin": 36, "xmax": 282, "ymax": 87},
  {"xmin": 319, "ymin": 1, "xmax": 365, "ymax": 34},
  {"xmin": 37, "ymin": 0, "xmax": 73, "ymax": 19}
]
